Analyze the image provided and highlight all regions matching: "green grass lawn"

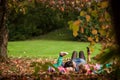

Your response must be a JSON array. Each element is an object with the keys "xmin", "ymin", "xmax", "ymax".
[{"xmin": 8, "ymin": 40, "xmax": 101, "ymax": 59}]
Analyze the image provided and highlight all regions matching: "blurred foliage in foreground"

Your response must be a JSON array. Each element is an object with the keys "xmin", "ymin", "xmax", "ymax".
[
  {"xmin": 68, "ymin": 0, "xmax": 120, "ymax": 75},
  {"xmin": 68, "ymin": 0, "xmax": 112, "ymax": 44}
]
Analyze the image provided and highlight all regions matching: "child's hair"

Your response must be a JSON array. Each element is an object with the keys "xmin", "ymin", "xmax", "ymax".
[
  {"xmin": 79, "ymin": 51, "xmax": 86, "ymax": 60},
  {"xmin": 63, "ymin": 60, "xmax": 73, "ymax": 68},
  {"xmin": 71, "ymin": 51, "xmax": 78, "ymax": 60}
]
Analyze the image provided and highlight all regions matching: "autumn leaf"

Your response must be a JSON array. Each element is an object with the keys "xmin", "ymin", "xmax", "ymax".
[
  {"xmin": 88, "ymin": 37, "xmax": 93, "ymax": 42},
  {"xmin": 72, "ymin": 25, "xmax": 79, "ymax": 32},
  {"xmin": 80, "ymin": 11, "xmax": 86, "ymax": 16},
  {"xmin": 99, "ymin": 29, "xmax": 106, "ymax": 36},
  {"xmin": 68, "ymin": 20, "xmax": 80, "ymax": 37},
  {"xmin": 61, "ymin": 7, "xmax": 64, "ymax": 12},
  {"xmin": 105, "ymin": 11, "xmax": 111, "ymax": 21},
  {"xmin": 95, "ymin": 36, "xmax": 99, "ymax": 42},
  {"xmin": 87, "ymin": 8, "xmax": 92, "ymax": 13},
  {"xmin": 80, "ymin": 27, "xmax": 84, "ymax": 33},
  {"xmin": 68, "ymin": 21, "xmax": 74, "ymax": 30},
  {"xmin": 72, "ymin": 20, "xmax": 81, "ymax": 37},
  {"xmin": 92, "ymin": 29, "xmax": 97, "ymax": 35},
  {"xmin": 101, "ymin": 25, "xmax": 106, "ymax": 29},
  {"xmin": 73, "ymin": 31, "xmax": 78, "ymax": 37},
  {"xmin": 73, "ymin": 20, "xmax": 81, "ymax": 27},
  {"xmin": 89, "ymin": 47, "xmax": 94, "ymax": 53},
  {"xmin": 86, "ymin": 15, "xmax": 91, "ymax": 22},
  {"xmin": 101, "ymin": 1, "xmax": 108, "ymax": 9},
  {"xmin": 90, "ymin": 41, "xmax": 96, "ymax": 46},
  {"xmin": 91, "ymin": 10, "xmax": 97, "ymax": 17},
  {"xmin": 99, "ymin": 17, "xmax": 104, "ymax": 22}
]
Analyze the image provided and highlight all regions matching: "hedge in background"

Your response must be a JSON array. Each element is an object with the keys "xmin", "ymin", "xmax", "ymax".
[{"xmin": 7, "ymin": 0, "xmax": 79, "ymax": 41}]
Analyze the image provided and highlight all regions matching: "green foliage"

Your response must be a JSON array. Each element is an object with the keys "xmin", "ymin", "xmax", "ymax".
[
  {"xmin": 68, "ymin": 1, "xmax": 120, "ymax": 73},
  {"xmin": 68, "ymin": 0, "xmax": 112, "ymax": 42},
  {"xmin": 68, "ymin": 0, "xmax": 113, "ymax": 53},
  {"xmin": 37, "ymin": 28, "xmax": 74, "ymax": 41},
  {"xmin": 7, "ymin": 0, "xmax": 79, "ymax": 41}
]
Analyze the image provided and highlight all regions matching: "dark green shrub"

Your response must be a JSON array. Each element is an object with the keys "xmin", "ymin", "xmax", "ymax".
[{"xmin": 7, "ymin": 1, "xmax": 79, "ymax": 41}]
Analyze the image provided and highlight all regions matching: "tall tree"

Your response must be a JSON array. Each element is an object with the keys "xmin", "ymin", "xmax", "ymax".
[{"xmin": 0, "ymin": 0, "xmax": 8, "ymax": 62}]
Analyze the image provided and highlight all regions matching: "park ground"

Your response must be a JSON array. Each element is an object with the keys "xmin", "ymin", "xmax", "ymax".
[{"xmin": 0, "ymin": 28, "xmax": 115, "ymax": 80}]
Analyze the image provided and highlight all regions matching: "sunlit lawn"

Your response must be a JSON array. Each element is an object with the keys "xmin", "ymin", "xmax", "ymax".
[{"xmin": 8, "ymin": 40, "xmax": 101, "ymax": 59}]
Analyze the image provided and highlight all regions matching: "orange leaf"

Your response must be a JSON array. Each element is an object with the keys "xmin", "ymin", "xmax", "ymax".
[
  {"xmin": 73, "ymin": 20, "xmax": 81, "ymax": 26},
  {"xmin": 92, "ymin": 29, "xmax": 97, "ymax": 35},
  {"xmin": 61, "ymin": 7, "xmax": 64, "ymax": 12},
  {"xmin": 88, "ymin": 37, "xmax": 93, "ymax": 42},
  {"xmin": 80, "ymin": 27, "xmax": 84, "ymax": 33},
  {"xmin": 86, "ymin": 15, "xmax": 90, "ymax": 22}
]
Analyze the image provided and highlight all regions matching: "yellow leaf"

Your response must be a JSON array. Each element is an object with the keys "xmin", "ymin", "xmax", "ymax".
[
  {"xmin": 68, "ymin": 21, "xmax": 73, "ymax": 25},
  {"xmin": 73, "ymin": 31, "xmax": 78, "ymax": 37},
  {"xmin": 88, "ymin": 8, "xmax": 92, "ymax": 13},
  {"xmin": 101, "ymin": 1, "xmax": 108, "ymax": 8},
  {"xmin": 90, "ymin": 41, "xmax": 95, "ymax": 46},
  {"xmin": 97, "ymin": 2, "xmax": 101, "ymax": 6},
  {"xmin": 105, "ymin": 11, "xmax": 111, "ymax": 21},
  {"xmin": 105, "ymin": 11, "xmax": 109, "ymax": 18},
  {"xmin": 73, "ymin": 25, "xmax": 79, "ymax": 32},
  {"xmin": 68, "ymin": 21, "xmax": 74, "ymax": 30},
  {"xmin": 80, "ymin": 11, "xmax": 86, "ymax": 16},
  {"xmin": 91, "ymin": 10, "xmax": 97, "ymax": 17},
  {"xmin": 92, "ymin": 29, "xmax": 97, "ymax": 35},
  {"xmin": 90, "ymin": 47, "xmax": 94, "ymax": 53},
  {"xmin": 95, "ymin": 36, "xmax": 99, "ymax": 42},
  {"xmin": 99, "ymin": 29, "xmax": 106, "ymax": 36},
  {"xmin": 86, "ymin": 15, "xmax": 91, "ymax": 22},
  {"xmin": 72, "ymin": 24, "xmax": 79, "ymax": 37},
  {"xmin": 69, "ymin": 20, "xmax": 80, "ymax": 37}
]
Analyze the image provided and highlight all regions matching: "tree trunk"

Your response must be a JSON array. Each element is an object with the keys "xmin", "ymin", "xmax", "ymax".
[{"xmin": 0, "ymin": 0, "xmax": 8, "ymax": 62}]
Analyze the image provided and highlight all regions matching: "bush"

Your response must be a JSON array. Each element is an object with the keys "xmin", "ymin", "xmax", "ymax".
[{"xmin": 8, "ymin": 0, "xmax": 79, "ymax": 41}]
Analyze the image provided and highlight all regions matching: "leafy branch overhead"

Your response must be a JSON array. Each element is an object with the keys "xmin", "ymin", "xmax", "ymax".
[{"xmin": 68, "ymin": 1, "xmax": 114, "ymax": 53}]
